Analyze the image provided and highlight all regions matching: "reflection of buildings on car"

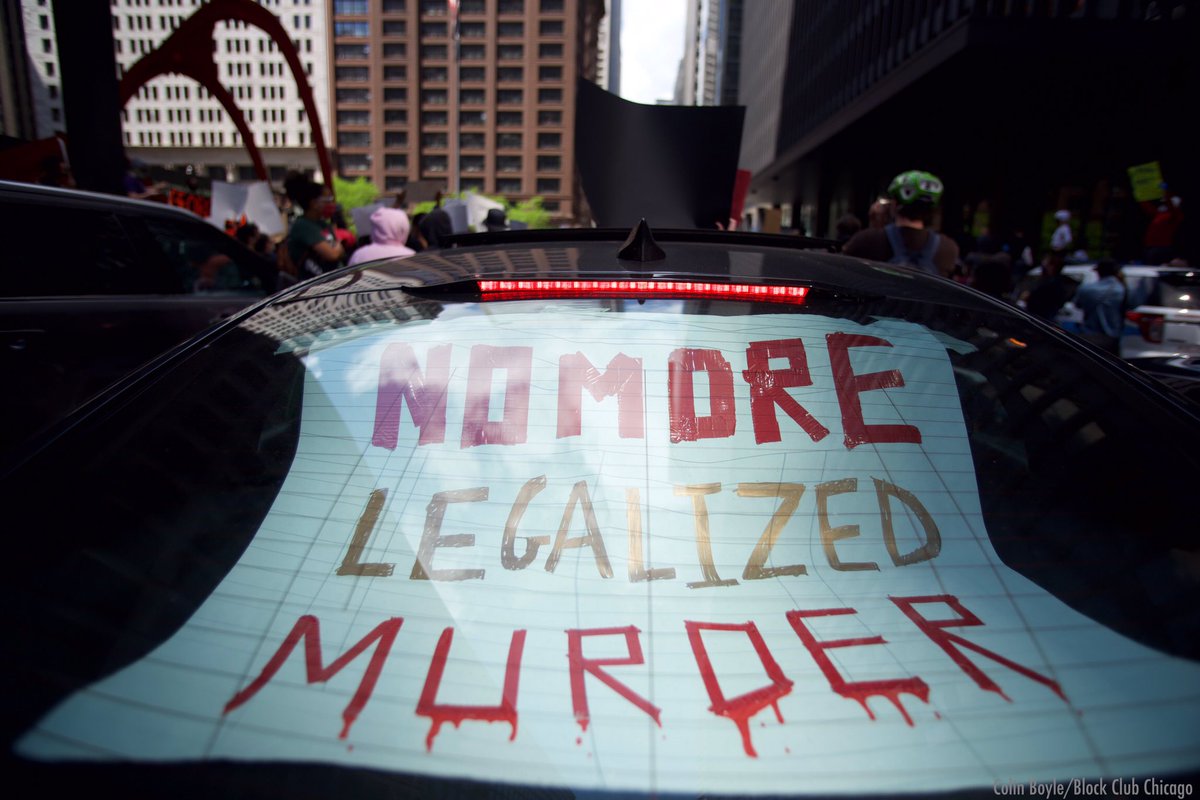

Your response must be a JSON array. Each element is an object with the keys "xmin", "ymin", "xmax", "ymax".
[{"xmin": 731, "ymin": 1, "xmax": 1191, "ymax": 257}]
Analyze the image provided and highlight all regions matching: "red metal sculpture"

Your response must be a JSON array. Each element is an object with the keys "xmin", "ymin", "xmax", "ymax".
[{"xmin": 117, "ymin": 0, "xmax": 333, "ymax": 190}]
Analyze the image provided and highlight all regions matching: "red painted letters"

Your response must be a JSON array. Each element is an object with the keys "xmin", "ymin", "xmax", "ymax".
[
  {"xmin": 557, "ymin": 352, "xmax": 645, "ymax": 439},
  {"xmin": 223, "ymin": 614, "xmax": 403, "ymax": 739},
  {"xmin": 685, "ymin": 620, "xmax": 793, "ymax": 757},
  {"xmin": 742, "ymin": 338, "xmax": 831, "ymax": 444},
  {"xmin": 787, "ymin": 607, "xmax": 930, "ymax": 724},
  {"xmin": 461, "ymin": 344, "xmax": 533, "ymax": 448},
  {"xmin": 416, "ymin": 627, "xmax": 528, "ymax": 750},
  {"xmin": 668, "ymin": 348, "xmax": 737, "ymax": 443},
  {"xmin": 372, "ymin": 343, "xmax": 452, "ymax": 448},
  {"xmin": 566, "ymin": 626, "xmax": 662, "ymax": 732},
  {"xmin": 826, "ymin": 332, "xmax": 922, "ymax": 449}
]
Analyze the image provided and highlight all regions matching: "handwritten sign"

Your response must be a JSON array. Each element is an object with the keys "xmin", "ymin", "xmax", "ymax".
[
  {"xmin": 18, "ymin": 311, "xmax": 1200, "ymax": 793},
  {"xmin": 1128, "ymin": 161, "xmax": 1165, "ymax": 203}
]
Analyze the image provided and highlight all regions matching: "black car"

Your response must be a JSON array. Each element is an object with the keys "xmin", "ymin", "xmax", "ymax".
[
  {"xmin": 0, "ymin": 179, "xmax": 277, "ymax": 454},
  {"xmin": 3, "ymin": 225, "xmax": 1198, "ymax": 798}
]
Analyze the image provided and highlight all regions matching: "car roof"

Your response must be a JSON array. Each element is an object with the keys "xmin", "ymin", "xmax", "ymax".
[
  {"xmin": 281, "ymin": 226, "xmax": 1004, "ymax": 313},
  {"xmin": 0, "ymin": 178, "xmax": 209, "ymax": 222}
]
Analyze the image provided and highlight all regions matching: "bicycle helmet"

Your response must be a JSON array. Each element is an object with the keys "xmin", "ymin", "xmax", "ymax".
[{"xmin": 887, "ymin": 170, "xmax": 944, "ymax": 207}]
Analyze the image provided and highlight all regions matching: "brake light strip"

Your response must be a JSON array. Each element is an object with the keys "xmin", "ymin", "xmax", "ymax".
[{"xmin": 478, "ymin": 280, "xmax": 809, "ymax": 304}]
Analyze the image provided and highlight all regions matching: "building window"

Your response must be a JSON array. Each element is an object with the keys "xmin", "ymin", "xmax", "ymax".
[
  {"xmin": 497, "ymin": 155, "xmax": 521, "ymax": 173},
  {"xmin": 460, "ymin": 110, "xmax": 486, "ymax": 126},
  {"xmin": 497, "ymin": 132, "xmax": 522, "ymax": 149},
  {"xmin": 385, "ymin": 154, "xmax": 407, "ymax": 170},
  {"xmin": 421, "ymin": 44, "xmax": 447, "ymax": 59},
  {"xmin": 498, "ymin": 111, "xmax": 523, "ymax": 126},
  {"xmin": 383, "ymin": 42, "xmax": 406, "ymax": 58},
  {"xmin": 382, "ymin": 20, "xmax": 406, "ymax": 35},
  {"xmin": 540, "ymin": 0, "xmax": 563, "ymax": 11},
  {"xmin": 497, "ymin": 44, "xmax": 523, "ymax": 60},
  {"xmin": 333, "ymin": 0, "xmax": 367, "ymax": 13},
  {"xmin": 537, "ymin": 109, "xmax": 561, "ymax": 125},
  {"xmin": 385, "ymin": 131, "xmax": 408, "ymax": 147},
  {"xmin": 419, "ymin": 0, "xmax": 447, "ymax": 14},
  {"xmin": 538, "ymin": 88, "xmax": 562, "ymax": 104},
  {"xmin": 421, "ymin": 90, "xmax": 448, "ymax": 105},
  {"xmin": 460, "ymin": 156, "xmax": 484, "ymax": 174},
  {"xmin": 538, "ymin": 65, "xmax": 561, "ymax": 81},
  {"xmin": 334, "ymin": 21, "xmax": 368, "ymax": 37},
  {"xmin": 461, "ymin": 89, "xmax": 486, "ymax": 105},
  {"xmin": 460, "ymin": 132, "xmax": 484, "ymax": 149},
  {"xmin": 537, "ymin": 155, "xmax": 561, "ymax": 171},
  {"xmin": 335, "ymin": 43, "xmax": 369, "ymax": 59},
  {"xmin": 539, "ymin": 20, "xmax": 563, "ymax": 36},
  {"xmin": 338, "ymin": 131, "xmax": 371, "ymax": 148},
  {"xmin": 338, "ymin": 110, "xmax": 371, "ymax": 125},
  {"xmin": 420, "ymin": 21, "xmax": 446, "ymax": 37},
  {"xmin": 537, "ymin": 178, "xmax": 561, "ymax": 194},
  {"xmin": 499, "ymin": 0, "xmax": 524, "ymax": 12},
  {"xmin": 336, "ymin": 66, "xmax": 369, "ymax": 81},
  {"xmin": 384, "ymin": 65, "xmax": 407, "ymax": 80},
  {"xmin": 460, "ymin": 44, "xmax": 485, "ymax": 60},
  {"xmin": 460, "ymin": 66, "xmax": 485, "ymax": 82},
  {"xmin": 421, "ymin": 110, "xmax": 448, "ymax": 126},
  {"xmin": 461, "ymin": 178, "xmax": 484, "ymax": 193},
  {"xmin": 537, "ymin": 132, "xmax": 561, "ymax": 149},
  {"xmin": 421, "ymin": 132, "xmax": 448, "ymax": 148},
  {"xmin": 497, "ymin": 22, "xmax": 523, "ymax": 37},
  {"xmin": 384, "ymin": 109, "xmax": 408, "ymax": 123},
  {"xmin": 385, "ymin": 177, "xmax": 408, "ymax": 191},
  {"xmin": 336, "ymin": 88, "xmax": 370, "ymax": 103},
  {"xmin": 496, "ymin": 178, "xmax": 521, "ymax": 194},
  {"xmin": 497, "ymin": 89, "xmax": 522, "ymax": 105},
  {"xmin": 422, "ymin": 156, "xmax": 447, "ymax": 174},
  {"xmin": 421, "ymin": 66, "xmax": 448, "ymax": 82},
  {"xmin": 539, "ymin": 43, "xmax": 562, "ymax": 58},
  {"xmin": 498, "ymin": 67, "xmax": 523, "ymax": 83},
  {"xmin": 339, "ymin": 153, "xmax": 372, "ymax": 172},
  {"xmin": 382, "ymin": 0, "xmax": 406, "ymax": 11},
  {"xmin": 459, "ymin": 22, "xmax": 485, "ymax": 38},
  {"xmin": 383, "ymin": 88, "xmax": 407, "ymax": 102}
]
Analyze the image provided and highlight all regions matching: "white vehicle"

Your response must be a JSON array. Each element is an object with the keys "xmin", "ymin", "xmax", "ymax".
[{"xmin": 1051, "ymin": 264, "xmax": 1200, "ymax": 359}]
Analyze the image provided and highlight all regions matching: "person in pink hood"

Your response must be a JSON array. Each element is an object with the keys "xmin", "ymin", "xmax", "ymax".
[{"xmin": 347, "ymin": 207, "xmax": 416, "ymax": 266}]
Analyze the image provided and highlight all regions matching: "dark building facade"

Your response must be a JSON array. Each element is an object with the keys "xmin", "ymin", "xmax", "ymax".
[{"xmin": 743, "ymin": 0, "xmax": 1193, "ymax": 261}]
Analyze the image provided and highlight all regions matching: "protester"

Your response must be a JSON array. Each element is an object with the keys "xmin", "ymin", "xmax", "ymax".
[
  {"xmin": 484, "ymin": 207, "xmax": 509, "ymax": 232},
  {"xmin": 1051, "ymin": 209, "xmax": 1073, "ymax": 253},
  {"xmin": 1143, "ymin": 192, "xmax": 1184, "ymax": 265},
  {"xmin": 282, "ymin": 171, "xmax": 344, "ymax": 277},
  {"xmin": 418, "ymin": 205, "xmax": 454, "ymax": 249},
  {"xmin": 842, "ymin": 170, "xmax": 958, "ymax": 277},
  {"xmin": 347, "ymin": 207, "xmax": 416, "ymax": 267},
  {"xmin": 834, "ymin": 213, "xmax": 862, "ymax": 247},
  {"xmin": 1073, "ymin": 258, "xmax": 1127, "ymax": 354},
  {"xmin": 867, "ymin": 197, "xmax": 894, "ymax": 229},
  {"xmin": 1022, "ymin": 249, "xmax": 1078, "ymax": 321}
]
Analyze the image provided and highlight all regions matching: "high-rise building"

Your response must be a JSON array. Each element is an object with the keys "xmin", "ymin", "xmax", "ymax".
[
  {"xmin": 18, "ymin": 0, "xmax": 333, "ymax": 182},
  {"xmin": 329, "ymin": 0, "xmax": 603, "ymax": 224},
  {"xmin": 674, "ymin": 0, "xmax": 721, "ymax": 106}
]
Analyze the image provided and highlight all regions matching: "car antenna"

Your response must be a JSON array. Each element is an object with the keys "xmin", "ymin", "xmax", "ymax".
[{"xmin": 617, "ymin": 218, "xmax": 666, "ymax": 264}]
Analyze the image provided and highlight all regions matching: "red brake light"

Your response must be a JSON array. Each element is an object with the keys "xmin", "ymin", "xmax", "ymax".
[
  {"xmin": 1126, "ymin": 310, "xmax": 1164, "ymax": 343},
  {"xmin": 477, "ymin": 280, "xmax": 808, "ymax": 305}
]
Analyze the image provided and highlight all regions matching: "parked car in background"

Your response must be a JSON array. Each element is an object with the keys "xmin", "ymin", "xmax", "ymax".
[
  {"xmin": 3, "ymin": 226, "xmax": 1198, "ymax": 798},
  {"xmin": 1050, "ymin": 264, "xmax": 1200, "ymax": 359},
  {"xmin": 0, "ymin": 179, "xmax": 278, "ymax": 455}
]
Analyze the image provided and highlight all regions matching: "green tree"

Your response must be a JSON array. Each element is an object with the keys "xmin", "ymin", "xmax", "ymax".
[{"xmin": 332, "ymin": 175, "xmax": 380, "ymax": 233}]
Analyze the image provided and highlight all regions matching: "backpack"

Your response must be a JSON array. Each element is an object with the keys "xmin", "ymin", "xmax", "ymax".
[{"xmin": 884, "ymin": 223, "xmax": 940, "ymax": 274}]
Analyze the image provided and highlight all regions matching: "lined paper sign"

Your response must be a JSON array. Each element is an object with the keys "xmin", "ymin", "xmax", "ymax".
[{"xmin": 19, "ymin": 311, "xmax": 1200, "ymax": 793}]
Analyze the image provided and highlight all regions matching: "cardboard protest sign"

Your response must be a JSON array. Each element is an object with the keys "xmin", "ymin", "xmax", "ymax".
[
  {"xmin": 1128, "ymin": 161, "xmax": 1165, "ymax": 203},
  {"xmin": 19, "ymin": 311, "xmax": 1200, "ymax": 794},
  {"xmin": 575, "ymin": 79, "xmax": 745, "ymax": 229},
  {"xmin": 209, "ymin": 180, "xmax": 284, "ymax": 236},
  {"xmin": 350, "ymin": 202, "xmax": 385, "ymax": 238}
]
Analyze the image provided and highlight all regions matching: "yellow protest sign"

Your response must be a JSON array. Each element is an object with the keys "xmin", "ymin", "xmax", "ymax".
[{"xmin": 1128, "ymin": 161, "xmax": 1164, "ymax": 203}]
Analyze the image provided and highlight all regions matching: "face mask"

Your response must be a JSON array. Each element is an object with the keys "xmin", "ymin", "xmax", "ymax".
[{"xmin": 322, "ymin": 202, "xmax": 337, "ymax": 219}]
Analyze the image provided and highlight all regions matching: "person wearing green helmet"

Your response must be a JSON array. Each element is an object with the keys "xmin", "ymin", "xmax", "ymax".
[{"xmin": 842, "ymin": 169, "xmax": 959, "ymax": 277}]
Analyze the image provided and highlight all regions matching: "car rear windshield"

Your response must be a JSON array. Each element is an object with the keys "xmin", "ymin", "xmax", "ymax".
[
  {"xmin": 1153, "ymin": 271, "xmax": 1200, "ymax": 309},
  {"xmin": 4, "ymin": 274, "xmax": 1199, "ymax": 798}
]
